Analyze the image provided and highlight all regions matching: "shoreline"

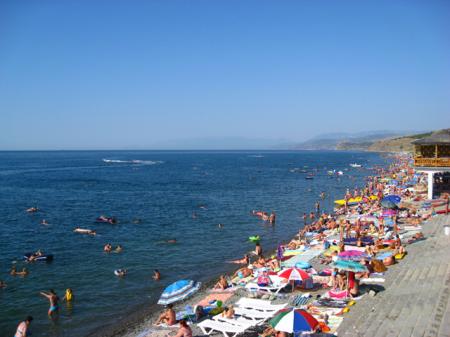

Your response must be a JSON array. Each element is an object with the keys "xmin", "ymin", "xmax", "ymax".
[{"xmin": 93, "ymin": 164, "xmax": 386, "ymax": 337}]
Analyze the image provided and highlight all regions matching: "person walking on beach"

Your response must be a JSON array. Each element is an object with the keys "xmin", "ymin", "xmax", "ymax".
[
  {"xmin": 14, "ymin": 316, "xmax": 33, "ymax": 337},
  {"xmin": 302, "ymin": 213, "xmax": 307, "ymax": 225},
  {"xmin": 315, "ymin": 201, "xmax": 320, "ymax": 214},
  {"xmin": 40, "ymin": 289, "xmax": 59, "ymax": 317}
]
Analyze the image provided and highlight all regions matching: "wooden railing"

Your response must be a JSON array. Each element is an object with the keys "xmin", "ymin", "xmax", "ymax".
[{"xmin": 414, "ymin": 157, "xmax": 450, "ymax": 167}]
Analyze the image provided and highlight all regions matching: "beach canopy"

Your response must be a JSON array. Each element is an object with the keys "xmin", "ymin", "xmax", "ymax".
[
  {"xmin": 269, "ymin": 308, "xmax": 319, "ymax": 334},
  {"xmin": 338, "ymin": 250, "xmax": 369, "ymax": 261},
  {"xmin": 383, "ymin": 195, "xmax": 401, "ymax": 204},
  {"xmin": 278, "ymin": 268, "xmax": 309, "ymax": 281},
  {"xmin": 331, "ymin": 260, "xmax": 368, "ymax": 273},
  {"xmin": 158, "ymin": 280, "xmax": 201, "ymax": 305}
]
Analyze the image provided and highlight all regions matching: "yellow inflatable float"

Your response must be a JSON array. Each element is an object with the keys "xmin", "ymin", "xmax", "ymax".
[{"xmin": 334, "ymin": 195, "xmax": 378, "ymax": 206}]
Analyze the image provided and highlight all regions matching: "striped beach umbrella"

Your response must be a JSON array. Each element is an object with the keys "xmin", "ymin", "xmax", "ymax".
[
  {"xmin": 269, "ymin": 308, "xmax": 319, "ymax": 334},
  {"xmin": 278, "ymin": 268, "xmax": 309, "ymax": 281},
  {"xmin": 157, "ymin": 280, "xmax": 201, "ymax": 305}
]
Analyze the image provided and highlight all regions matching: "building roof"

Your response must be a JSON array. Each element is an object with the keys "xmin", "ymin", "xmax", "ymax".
[{"xmin": 412, "ymin": 129, "xmax": 450, "ymax": 145}]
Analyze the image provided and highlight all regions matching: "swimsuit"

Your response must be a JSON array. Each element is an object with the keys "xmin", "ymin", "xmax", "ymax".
[{"xmin": 50, "ymin": 305, "xmax": 59, "ymax": 312}]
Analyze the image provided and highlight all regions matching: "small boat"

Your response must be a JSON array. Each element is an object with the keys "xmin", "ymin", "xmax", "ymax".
[
  {"xmin": 23, "ymin": 253, "xmax": 53, "ymax": 262},
  {"xmin": 305, "ymin": 175, "xmax": 314, "ymax": 180},
  {"xmin": 350, "ymin": 163, "xmax": 362, "ymax": 168}
]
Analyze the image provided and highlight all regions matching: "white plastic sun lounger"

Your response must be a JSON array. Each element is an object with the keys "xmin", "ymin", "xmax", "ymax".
[
  {"xmin": 244, "ymin": 276, "xmax": 288, "ymax": 294},
  {"xmin": 233, "ymin": 307, "xmax": 277, "ymax": 321},
  {"xmin": 235, "ymin": 298, "xmax": 288, "ymax": 312},
  {"xmin": 198, "ymin": 319, "xmax": 247, "ymax": 337},
  {"xmin": 212, "ymin": 315, "xmax": 263, "ymax": 327}
]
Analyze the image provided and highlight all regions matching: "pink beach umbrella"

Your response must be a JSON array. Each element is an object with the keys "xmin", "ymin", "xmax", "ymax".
[
  {"xmin": 338, "ymin": 250, "xmax": 368, "ymax": 260},
  {"xmin": 278, "ymin": 268, "xmax": 309, "ymax": 281}
]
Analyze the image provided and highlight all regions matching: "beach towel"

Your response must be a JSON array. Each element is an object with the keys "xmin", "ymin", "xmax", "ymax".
[
  {"xmin": 196, "ymin": 293, "xmax": 234, "ymax": 307},
  {"xmin": 327, "ymin": 290, "xmax": 349, "ymax": 299}
]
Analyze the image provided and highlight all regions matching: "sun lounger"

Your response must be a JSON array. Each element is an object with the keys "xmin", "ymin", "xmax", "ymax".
[
  {"xmin": 244, "ymin": 276, "xmax": 288, "ymax": 294},
  {"xmin": 212, "ymin": 315, "xmax": 263, "ymax": 327},
  {"xmin": 198, "ymin": 319, "xmax": 248, "ymax": 337},
  {"xmin": 235, "ymin": 297, "xmax": 287, "ymax": 312},
  {"xmin": 233, "ymin": 307, "xmax": 276, "ymax": 320}
]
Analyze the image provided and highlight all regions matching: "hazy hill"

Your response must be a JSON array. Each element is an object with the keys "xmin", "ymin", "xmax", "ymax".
[{"xmin": 293, "ymin": 131, "xmax": 409, "ymax": 150}]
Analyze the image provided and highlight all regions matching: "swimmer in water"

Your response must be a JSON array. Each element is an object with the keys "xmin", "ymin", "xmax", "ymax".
[
  {"xmin": 14, "ymin": 316, "xmax": 33, "ymax": 337},
  {"xmin": 104, "ymin": 243, "xmax": 112, "ymax": 252},
  {"xmin": 166, "ymin": 239, "xmax": 177, "ymax": 244},
  {"xmin": 40, "ymin": 289, "xmax": 59, "ymax": 317},
  {"xmin": 153, "ymin": 269, "xmax": 161, "ymax": 281},
  {"xmin": 41, "ymin": 219, "xmax": 48, "ymax": 225},
  {"xmin": 114, "ymin": 245, "xmax": 123, "ymax": 253},
  {"xmin": 0, "ymin": 280, "xmax": 7, "ymax": 288},
  {"xmin": 218, "ymin": 223, "xmax": 224, "ymax": 228},
  {"xmin": 11, "ymin": 266, "xmax": 29, "ymax": 277},
  {"xmin": 26, "ymin": 207, "xmax": 39, "ymax": 213},
  {"xmin": 115, "ymin": 269, "xmax": 127, "ymax": 277},
  {"xmin": 62, "ymin": 288, "xmax": 74, "ymax": 302}
]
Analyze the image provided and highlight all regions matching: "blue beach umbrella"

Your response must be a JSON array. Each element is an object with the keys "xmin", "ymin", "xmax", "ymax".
[
  {"xmin": 383, "ymin": 195, "xmax": 401, "ymax": 204},
  {"xmin": 158, "ymin": 280, "xmax": 201, "ymax": 305},
  {"xmin": 331, "ymin": 260, "xmax": 368, "ymax": 273}
]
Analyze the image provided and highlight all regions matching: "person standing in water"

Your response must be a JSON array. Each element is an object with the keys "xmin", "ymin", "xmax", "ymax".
[
  {"xmin": 255, "ymin": 242, "xmax": 263, "ymax": 256},
  {"xmin": 40, "ymin": 289, "xmax": 59, "ymax": 317},
  {"xmin": 153, "ymin": 269, "xmax": 161, "ymax": 280},
  {"xmin": 14, "ymin": 316, "xmax": 33, "ymax": 337}
]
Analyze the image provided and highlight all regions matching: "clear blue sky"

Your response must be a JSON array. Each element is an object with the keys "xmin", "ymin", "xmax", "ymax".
[{"xmin": 1, "ymin": 0, "xmax": 449, "ymax": 149}]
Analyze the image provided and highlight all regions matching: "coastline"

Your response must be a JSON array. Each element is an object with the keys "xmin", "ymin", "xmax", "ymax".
[{"xmin": 95, "ymin": 162, "xmax": 388, "ymax": 337}]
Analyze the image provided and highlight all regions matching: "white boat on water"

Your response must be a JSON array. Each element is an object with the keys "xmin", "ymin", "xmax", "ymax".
[{"xmin": 350, "ymin": 163, "xmax": 362, "ymax": 168}]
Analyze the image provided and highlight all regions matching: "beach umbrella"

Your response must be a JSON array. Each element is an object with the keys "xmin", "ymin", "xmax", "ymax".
[
  {"xmin": 331, "ymin": 260, "xmax": 368, "ymax": 273},
  {"xmin": 381, "ymin": 199, "xmax": 398, "ymax": 210},
  {"xmin": 157, "ymin": 280, "xmax": 201, "ymax": 305},
  {"xmin": 269, "ymin": 308, "xmax": 320, "ymax": 335},
  {"xmin": 383, "ymin": 195, "xmax": 401, "ymax": 204},
  {"xmin": 338, "ymin": 250, "xmax": 369, "ymax": 261},
  {"xmin": 278, "ymin": 268, "xmax": 310, "ymax": 281}
]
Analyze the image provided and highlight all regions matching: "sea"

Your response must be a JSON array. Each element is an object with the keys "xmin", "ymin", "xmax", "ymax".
[{"xmin": 0, "ymin": 150, "xmax": 388, "ymax": 336}]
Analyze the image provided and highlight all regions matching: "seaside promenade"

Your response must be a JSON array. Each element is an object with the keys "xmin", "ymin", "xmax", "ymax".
[{"xmin": 337, "ymin": 214, "xmax": 450, "ymax": 337}]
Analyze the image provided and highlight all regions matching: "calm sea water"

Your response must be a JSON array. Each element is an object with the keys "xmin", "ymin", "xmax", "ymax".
[{"xmin": 0, "ymin": 151, "xmax": 387, "ymax": 336}]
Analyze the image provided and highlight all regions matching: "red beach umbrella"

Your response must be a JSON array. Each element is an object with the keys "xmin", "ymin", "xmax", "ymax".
[{"xmin": 278, "ymin": 268, "xmax": 309, "ymax": 281}]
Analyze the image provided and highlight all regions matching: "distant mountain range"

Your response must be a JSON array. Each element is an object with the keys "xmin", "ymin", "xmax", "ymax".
[{"xmin": 292, "ymin": 131, "xmax": 400, "ymax": 150}]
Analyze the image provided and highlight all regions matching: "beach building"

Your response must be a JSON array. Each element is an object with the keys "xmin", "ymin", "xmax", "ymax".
[{"xmin": 412, "ymin": 129, "xmax": 450, "ymax": 199}]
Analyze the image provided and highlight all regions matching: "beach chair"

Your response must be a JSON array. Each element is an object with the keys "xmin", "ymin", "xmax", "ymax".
[
  {"xmin": 244, "ymin": 276, "xmax": 288, "ymax": 294},
  {"xmin": 233, "ymin": 307, "xmax": 277, "ymax": 321},
  {"xmin": 197, "ymin": 319, "xmax": 248, "ymax": 337},
  {"xmin": 235, "ymin": 297, "xmax": 287, "ymax": 312},
  {"xmin": 212, "ymin": 315, "xmax": 264, "ymax": 327}
]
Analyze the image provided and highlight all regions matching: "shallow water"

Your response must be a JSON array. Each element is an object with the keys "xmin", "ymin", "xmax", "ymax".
[{"xmin": 0, "ymin": 150, "xmax": 386, "ymax": 336}]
